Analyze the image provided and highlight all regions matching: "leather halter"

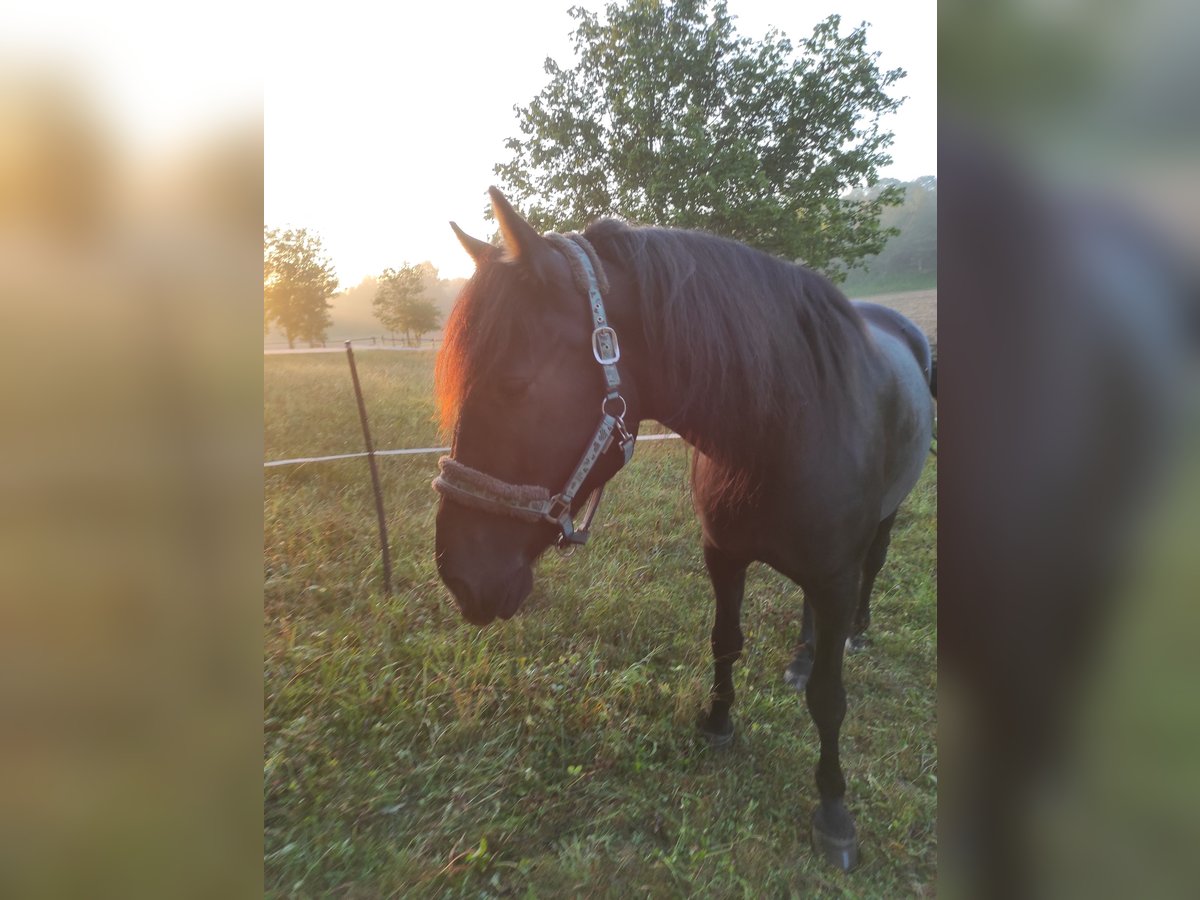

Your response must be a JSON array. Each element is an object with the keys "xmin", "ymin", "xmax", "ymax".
[{"xmin": 432, "ymin": 234, "xmax": 636, "ymax": 549}]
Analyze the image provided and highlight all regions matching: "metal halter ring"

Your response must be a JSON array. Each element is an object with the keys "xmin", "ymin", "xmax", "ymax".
[{"xmin": 602, "ymin": 393, "xmax": 627, "ymax": 421}]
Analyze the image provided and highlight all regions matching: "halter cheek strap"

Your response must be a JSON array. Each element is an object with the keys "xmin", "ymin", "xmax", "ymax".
[{"xmin": 432, "ymin": 233, "xmax": 636, "ymax": 549}]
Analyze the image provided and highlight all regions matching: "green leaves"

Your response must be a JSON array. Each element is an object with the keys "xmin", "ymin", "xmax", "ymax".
[{"xmin": 494, "ymin": 1, "xmax": 905, "ymax": 280}]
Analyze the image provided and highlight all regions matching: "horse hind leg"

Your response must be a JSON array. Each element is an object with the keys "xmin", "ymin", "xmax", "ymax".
[
  {"xmin": 784, "ymin": 596, "xmax": 816, "ymax": 691},
  {"xmin": 697, "ymin": 544, "xmax": 747, "ymax": 750},
  {"xmin": 786, "ymin": 511, "xmax": 897, "ymax": 690},
  {"xmin": 849, "ymin": 511, "xmax": 897, "ymax": 652},
  {"xmin": 805, "ymin": 571, "xmax": 861, "ymax": 871}
]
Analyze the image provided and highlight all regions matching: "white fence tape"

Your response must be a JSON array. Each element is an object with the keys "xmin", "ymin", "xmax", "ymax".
[{"xmin": 265, "ymin": 432, "xmax": 682, "ymax": 469}]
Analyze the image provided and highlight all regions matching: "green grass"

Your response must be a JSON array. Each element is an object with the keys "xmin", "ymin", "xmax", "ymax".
[
  {"xmin": 265, "ymin": 351, "xmax": 936, "ymax": 897},
  {"xmin": 265, "ymin": 351, "xmax": 442, "ymax": 461}
]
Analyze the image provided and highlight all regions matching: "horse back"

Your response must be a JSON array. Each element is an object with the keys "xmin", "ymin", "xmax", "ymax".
[
  {"xmin": 851, "ymin": 301, "xmax": 935, "ymax": 519},
  {"xmin": 852, "ymin": 301, "xmax": 932, "ymax": 386}
]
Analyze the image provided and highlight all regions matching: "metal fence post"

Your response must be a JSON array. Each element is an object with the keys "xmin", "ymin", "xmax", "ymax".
[{"xmin": 345, "ymin": 341, "xmax": 394, "ymax": 596}]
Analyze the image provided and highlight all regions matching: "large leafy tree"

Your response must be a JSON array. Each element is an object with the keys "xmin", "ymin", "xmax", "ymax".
[
  {"xmin": 494, "ymin": 0, "xmax": 905, "ymax": 279},
  {"xmin": 373, "ymin": 263, "xmax": 441, "ymax": 346},
  {"xmin": 264, "ymin": 227, "xmax": 338, "ymax": 348}
]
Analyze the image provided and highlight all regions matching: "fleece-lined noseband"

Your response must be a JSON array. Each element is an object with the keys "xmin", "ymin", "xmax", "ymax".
[{"xmin": 432, "ymin": 233, "xmax": 635, "ymax": 548}]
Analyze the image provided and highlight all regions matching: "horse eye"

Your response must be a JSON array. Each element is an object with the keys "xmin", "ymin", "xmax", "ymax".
[{"xmin": 494, "ymin": 375, "xmax": 532, "ymax": 399}]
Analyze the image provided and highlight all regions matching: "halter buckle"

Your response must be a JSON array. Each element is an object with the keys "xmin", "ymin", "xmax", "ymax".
[
  {"xmin": 592, "ymin": 326, "xmax": 620, "ymax": 365},
  {"xmin": 546, "ymin": 495, "xmax": 571, "ymax": 523}
]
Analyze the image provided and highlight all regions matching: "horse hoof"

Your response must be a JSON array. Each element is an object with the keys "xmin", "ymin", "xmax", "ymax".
[
  {"xmin": 696, "ymin": 717, "xmax": 735, "ymax": 751},
  {"xmin": 846, "ymin": 633, "xmax": 870, "ymax": 653},
  {"xmin": 783, "ymin": 664, "xmax": 810, "ymax": 692},
  {"xmin": 704, "ymin": 728, "xmax": 734, "ymax": 751},
  {"xmin": 811, "ymin": 808, "xmax": 859, "ymax": 872}
]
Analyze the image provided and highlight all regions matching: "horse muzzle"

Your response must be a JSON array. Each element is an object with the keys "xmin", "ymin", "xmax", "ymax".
[{"xmin": 438, "ymin": 563, "xmax": 533, "ymax": 626}]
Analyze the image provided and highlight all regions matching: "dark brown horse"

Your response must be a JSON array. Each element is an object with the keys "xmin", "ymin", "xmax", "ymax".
[{"xmin": 433, "ymin": 188, "xmax": 934, "ymax": 870}]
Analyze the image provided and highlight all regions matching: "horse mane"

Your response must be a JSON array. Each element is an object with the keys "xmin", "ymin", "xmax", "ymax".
[
  {"xmin": 583, "ymin": 219, "xmax": 876, "ymax": 465},
  {"xmin": 436, "ymin": 220, "xmax": 878, "ymax": 470}
]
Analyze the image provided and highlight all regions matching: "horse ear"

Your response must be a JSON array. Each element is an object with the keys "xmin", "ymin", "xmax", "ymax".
[
  {"xmin": 488, "ymin": 186, "xmax": 557, "ymax": 283},
  {"xmin": 450, "ymin": 221, "xmax": 495, "ymax": 266}
]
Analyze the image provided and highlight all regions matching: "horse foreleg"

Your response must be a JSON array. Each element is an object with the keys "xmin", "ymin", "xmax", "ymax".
[
  {"xmin": 806, "ymin": 574, "xmax": 860, "ymax": 871},
  {"xmin": 698, "ymin": 544, "xmax": 747, "ymax": 749}
]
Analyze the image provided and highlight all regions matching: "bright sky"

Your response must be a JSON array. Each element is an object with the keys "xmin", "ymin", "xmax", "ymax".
[{"xmin": 267, "ymin": 1, "xmax": 936, "ymax": 283}]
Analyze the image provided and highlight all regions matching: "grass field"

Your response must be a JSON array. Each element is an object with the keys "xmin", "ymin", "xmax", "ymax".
[{"xmin": 264, "ymin": 350, "xmax": 936, "ymax": 897}]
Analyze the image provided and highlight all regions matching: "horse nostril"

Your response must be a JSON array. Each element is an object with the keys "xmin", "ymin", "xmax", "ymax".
[{"xmin": 440, "ymin": 574, "xmax": 496, "ymax": 626}]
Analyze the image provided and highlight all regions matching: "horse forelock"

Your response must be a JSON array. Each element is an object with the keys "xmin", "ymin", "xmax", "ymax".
[{"xmin": 435, "ymin": 260, "xmax": 535, "ymax": 435}]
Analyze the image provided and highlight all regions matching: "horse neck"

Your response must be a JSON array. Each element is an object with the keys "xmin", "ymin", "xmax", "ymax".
[
  {"xmin": 601, "ymin": 237, "xmax": 868, "ymax": 467},
  {"xmin": 602, "ymin": 261, "xmax": 776, "ymax": 464}
]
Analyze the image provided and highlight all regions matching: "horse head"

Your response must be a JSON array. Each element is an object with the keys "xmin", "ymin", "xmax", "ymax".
[{"xmin": 433, "ymin": 188, "xmax": 641, "ymax": 625}]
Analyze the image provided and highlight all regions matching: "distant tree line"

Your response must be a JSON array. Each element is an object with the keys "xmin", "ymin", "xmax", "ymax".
[
  {"xmin": 263, "ymin": 227, "xmax": 443, "ymax": 347},
  {"xmin": 264, "ymin": 174, "xmax": 933, "ymax": 347}
]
